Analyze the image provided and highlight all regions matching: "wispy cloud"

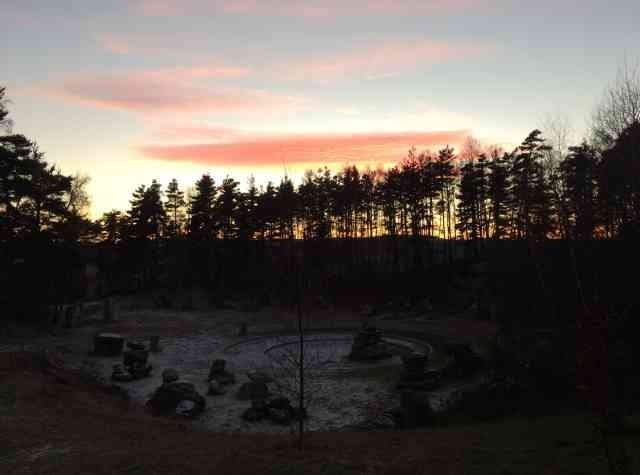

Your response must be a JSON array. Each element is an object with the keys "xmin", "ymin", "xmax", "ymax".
[
  {"xmin": 44, "ymin": 72, "xmax": 303, "ymax": 115},
  {"xmin": 138, "ymin": 130, "xmax": 470, "ymax": 166},
  {"xmin": 136, "ymin": 0, "xmax": 489, "ymax": 18},
  {"xmin": 276, "ymin": 39, "xmax": 492, "ymax": 82},
  {"xmin": 94, "ymin": 33, "xmax": 131, "ymax": 55}
]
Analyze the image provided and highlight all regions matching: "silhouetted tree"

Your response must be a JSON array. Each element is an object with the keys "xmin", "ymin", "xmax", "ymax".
[
  {"xmin": 509, "ymin": 130, "xmax": 553, "ymax": 240},
  {"xmin": 127, "ymin": 180, "xmax": 166, "ymax": 240},
  {"xmin": 165, "ymin": 178, "xmax": 186, "ymax": 237},
  {"xmin": 100, "ymin": 210, "xmax": 123, "ymax": 244},
  {"xmin": 217, "ymin": 176, "xmax": 241, "ymax": 240},
  {"xmin": 559, "ymin": 142, "xmax": 599, "ymax": 240},
  {"xmin": 487, "ymin": 148, "xmax": 511, "ymax": 239},
  {"xmin": 598, "ymin": 122, "xmax": 640, "ymax": 238},
  {"xmin": 189, "ymin": 174, "xmax": 217, "ymax": 240}
]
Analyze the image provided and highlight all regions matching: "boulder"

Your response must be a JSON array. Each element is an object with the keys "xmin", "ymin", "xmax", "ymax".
[
  {"xmin": 208, "ymin": 380, "xmax": 226, "ymax": 396},
  {"xmin": 129, "ymin": 362, "xmax": 152, "ymax": 379},
  {"xmin": 162, "ymin": 369, "xmax": 179, "ymax": 384},
  {"xmin": 147, "ymin": 382, "xmax": 206, "ymax": 417},
  {"xmin": 209, "ymin": 359, "xmax": 226, "ymax": 374},
  {"xmin": 236, "ymin": 381, "xmax": 269, "ymax": 401},
  {"xmin": 123, "ymin": 349, "xmax": 149, "ymax": 367},
  {"xmin": 111, "ymin": 364, "xmax": 133, "ymax": 382},
  {"xmin": 126, "ymin": 341, "xmax": 147, "ymax": 351},
  {"xmin": 208, "ymin": 359, "xmax": 236, "ymax": 385},
  {"xmin": 349, "ymin": 325, "xmax": 392, "ymax": 361},
  {"xmin": 175, "ymin": 400, "xmax": 197, "ymax": 417},
  {"xmin": 94, "ymin": 333, "xmax": 124, "ymax": 357},
  {"xmin": 268, "ymin": 408, "xmax": 291, "ymax": 425}
]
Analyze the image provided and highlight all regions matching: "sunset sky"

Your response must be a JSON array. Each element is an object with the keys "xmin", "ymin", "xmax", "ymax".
[{"xmin": 3, "ymin": 0, "xmax": 639, "ymax": 217}]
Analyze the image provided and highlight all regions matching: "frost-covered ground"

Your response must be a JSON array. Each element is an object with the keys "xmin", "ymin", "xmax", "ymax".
[
  {"xmin": 86, "ymin": 332, "xmax": 419, "ymax": 433},
  {"xmin": 0, "ymin": 303, "xmax": 435, "ymax": 433}
]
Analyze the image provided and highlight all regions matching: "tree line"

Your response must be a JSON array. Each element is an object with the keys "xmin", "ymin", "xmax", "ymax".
[{"xmin": 2, "ymin": 63, "xmax": 639, "ymax": 248}]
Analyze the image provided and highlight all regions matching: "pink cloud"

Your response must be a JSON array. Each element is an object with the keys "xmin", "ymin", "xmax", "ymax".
[
  {"xmin": 45, "ymin": 73, "xmax": 302, "ymax": 115},
  {"xmin": 138, "ymin": 130, "xmax": 469, "ymax": 167},
  {"xmin": 150, "ymin": 125, "xmax": 245, "ymax": 142},
  {"xmin": 94, "ymin": 33, "xmax": 131, "ymax": 55},
  {"xmin": 278, "ymin": 39, "xmax": 492, "ymax": 82},
  {"xmin": 137, "ymin": 0, "xmax": 489, "ymax": 18}
]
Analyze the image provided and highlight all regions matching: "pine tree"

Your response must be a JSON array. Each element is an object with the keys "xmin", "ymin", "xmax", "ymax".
[
  {"xmin": 559, "ymin": 143, "xmax": 599, "ymax": 240},
  {"xmin": 510, "ymin": 130, "xmax": 553, "ymax": 240},
  {"xmin": 127, "ymin": 180, "xmax": 166, "ymax": 240},
  {"xmin": 189, "ymin": 174, "xmax": 217, "ymax": 240},
  {"xmin": 488, "ymin": 149, "xmax": 511, "ymax": 239},
  {"xmin": 217, "ymin": 176, "xmax": 241, "ymax": 240},
  {"xmin": 165, "ymin": 178, "xmax": 186, "ymax": 237}
]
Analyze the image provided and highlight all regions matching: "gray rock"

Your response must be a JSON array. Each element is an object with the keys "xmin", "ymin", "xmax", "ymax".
[
  {"xmin": 147, "ymin": 382, "xmax": 206, "ymax": 417},
  {"xmin": 94, "ymin": 333, "xmax": 124, "ymax": 356},
  {"xmin": 111, "ymin": 369, "xmax": 134, "ymax": 382},
  {"xmin": 175, "ymin": 400, "xmax": 197, "ymax": 417},
  {"xmin": 123, "ymin": 349, "xmax": 149, "ymax": 367},
  {"xmin": 126, "ymin": 340, "xmax": 147, "ymax": 351},
  {"xmin": 162, "ymin": 368, "xmax": 179, "ymax": 384},
  {"xmin": 268, "ymin": 408, "xmax": 291, "ymax": 425},
  {"xmin": 236, "ymin": 381, "xmax": 269, "ymax": 401},
  {"xmin": 208, "ymin": 359, "xmax": 236, "ymax": 385},
  {"xmin": 208, "ymin": 380, "xmax": 226, "ymax": 396}
]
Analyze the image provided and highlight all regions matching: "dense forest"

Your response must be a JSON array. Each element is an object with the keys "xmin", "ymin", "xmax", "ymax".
[{"xmin": 1, "ymin": 64, "xmax": 640, "ymax": 322}]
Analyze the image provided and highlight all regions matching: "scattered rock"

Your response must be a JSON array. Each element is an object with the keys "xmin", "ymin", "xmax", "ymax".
[
  {"xmin": 268, "ymin": 408, "xmax": 291, "ymax": 425},
  {"xmin": 208, "ymin": 380, "xmax": 226, "ymax": 396},
  {"xmin": 208, "ymin": 359, "xmax": 236, "ymax": 385},
  {"xmin": 94, "ymin": 333, "xmax": 124, "ymax": 357},
  {"xmin": 162, "ymin": 369, "xmax": 179, "ymax": 384},
  {"xmin": 126, "ymin": 341, "xmax": 147, "ymax": 351},
  {"xmin": 123, "ymin": 350, "xmax": 149, "ymax": 367},
  {"xmin": 129, "ymin": 362, "xmax": 152, "ymax": 379},
  {"xmin": 236, "ymin": 381, "xmax": 269, "ymax": 401},
  {"xmin": 349, "ymin": 324, "xmax": 391, "ymax": 361},
  {"xmin": 111, "ymin": 364, "xmax": 133, "ymax": 382},
  {"xmin": 175, "ymin": 400, "xmax": 197, "ymax": 417},
  {"xmin": 147, "ymin": 382, "xmax": 206, "ymax": 417}
]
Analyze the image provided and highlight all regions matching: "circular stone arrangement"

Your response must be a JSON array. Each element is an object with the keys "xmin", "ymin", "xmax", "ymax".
[{"xmin": 88, "ymin": 330, "xmax": 433, "ymax": 433}]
